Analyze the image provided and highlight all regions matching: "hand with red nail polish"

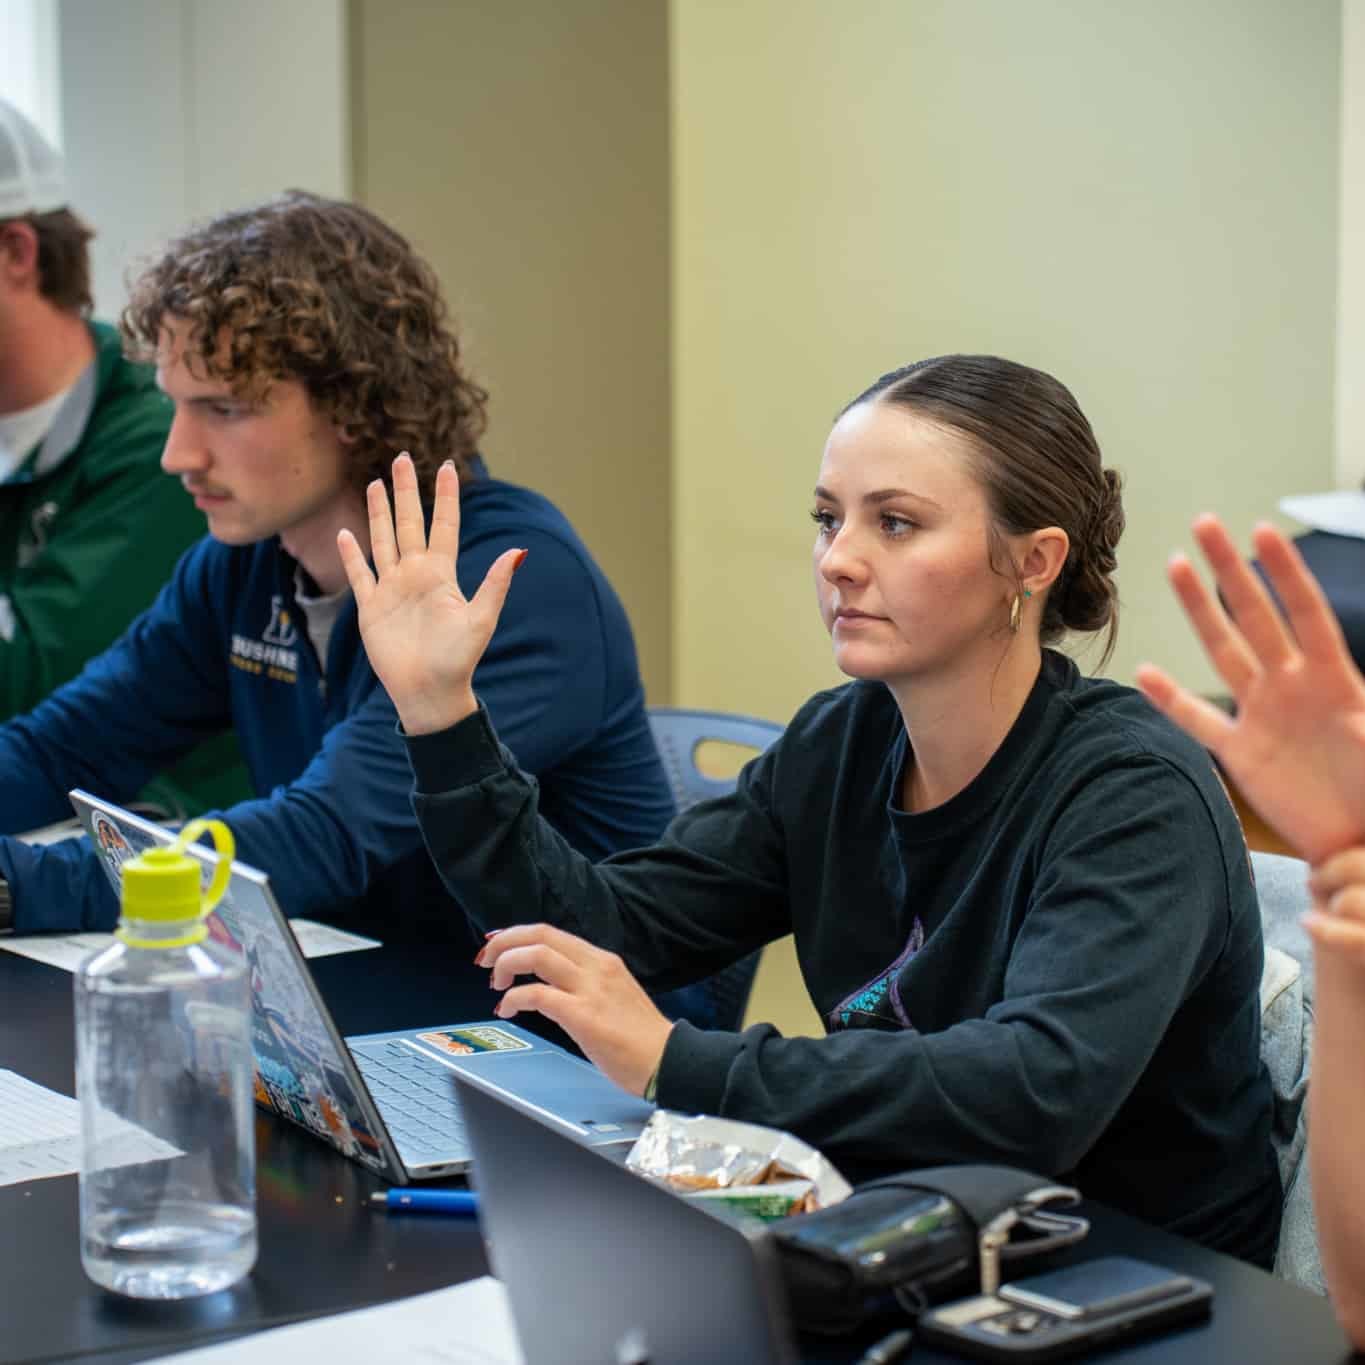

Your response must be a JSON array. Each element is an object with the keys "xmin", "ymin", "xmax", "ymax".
[{"xmin": 480, "ymin": 922, "xmax": 672, "ymax": 1097}]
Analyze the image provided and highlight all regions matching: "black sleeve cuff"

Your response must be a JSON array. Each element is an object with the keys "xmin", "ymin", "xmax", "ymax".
[
  {"xmin": 402, "ymin": 702, "xmax": 509, "ymax": 795},
  {"xmin": 654, "ymin": 1019, "xmax": 752, "ymax": 1115}
]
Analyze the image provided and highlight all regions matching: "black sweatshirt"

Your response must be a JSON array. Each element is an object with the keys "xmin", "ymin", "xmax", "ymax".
[{"xmin": 406, "ymin": 651, "xmax": 1281, "ymax": 1266}]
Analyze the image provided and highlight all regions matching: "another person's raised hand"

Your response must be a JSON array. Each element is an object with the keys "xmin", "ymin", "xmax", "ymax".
[
  {"xmin": 476, "ymin": 924, "xmax": 675, "ymax": 1096},
  {"xmin": 1135, "ymin": 515, "xmax": 1365, "ymax": 864},
  {"xmin": 338, "ymin": 454, "xmax": 524, "ymax": 736}
]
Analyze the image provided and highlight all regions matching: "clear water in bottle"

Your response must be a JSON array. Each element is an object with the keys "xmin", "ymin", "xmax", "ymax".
[
  {"xmin": 81, "ymin": 1201, "xmax": 257, "ymax": 1299},
  {"xmin": 75, "ymin": 819, "xmax": 257, "ymax": 1299}
]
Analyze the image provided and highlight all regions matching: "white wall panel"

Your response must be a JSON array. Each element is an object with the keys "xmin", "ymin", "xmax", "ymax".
[{"xmin": 56, "ymin": 0, "xmax": 348, "ymax": 318}]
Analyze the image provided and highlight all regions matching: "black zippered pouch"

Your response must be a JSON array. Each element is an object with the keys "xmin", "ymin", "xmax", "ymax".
[{"xmin": 770, "ymin": 1165, "xmax": 1090, "ymax": 1334}]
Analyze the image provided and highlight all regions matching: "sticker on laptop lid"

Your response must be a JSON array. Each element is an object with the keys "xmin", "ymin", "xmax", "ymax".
[
  {"xmin": 92, "ymin": 813, "xmax": 148, "ymax": 874},
  {"xmin": 416, "ymin": 1025, "xmax": 532, "ymax": 1055}
]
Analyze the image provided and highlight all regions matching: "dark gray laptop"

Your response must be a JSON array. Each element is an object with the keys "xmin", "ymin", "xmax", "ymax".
[{"xmin": 454, "ymin": 1068, "xmax": 798, "ymax": 1365}]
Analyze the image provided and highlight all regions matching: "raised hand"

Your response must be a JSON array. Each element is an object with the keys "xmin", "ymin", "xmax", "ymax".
[
  {"xmin": 476, "ymin": 924, "xmax": 675, "ymax": 1096},
  {"xmin": 1135, "ymin": 515, "xmax": 1365, "ymax": 864},
  {"xmin": 337, "ymin": 453, "xmax": 524, "ymax": 736}
]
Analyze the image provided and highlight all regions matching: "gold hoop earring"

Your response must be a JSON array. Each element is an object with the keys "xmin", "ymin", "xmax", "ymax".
[{"xmin": 1009, "ymin": 587, "xmax": 1033, "ymax": 634}]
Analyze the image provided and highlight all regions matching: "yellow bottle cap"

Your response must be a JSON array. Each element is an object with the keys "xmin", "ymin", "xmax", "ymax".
[{"xmin": 117, "ymin": 819, "xmax": 235, "ymax": 947}]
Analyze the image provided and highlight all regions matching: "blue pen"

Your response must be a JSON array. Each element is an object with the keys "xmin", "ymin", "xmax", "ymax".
[{"xmin": 369, "ymin": 1188, "xmax": 479, "ymax": 1216}]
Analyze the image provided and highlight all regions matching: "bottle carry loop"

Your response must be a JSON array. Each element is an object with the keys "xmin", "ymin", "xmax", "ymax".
[{"xmin": 114, "ymin": 818, "xmax": 235, "ymax": 949}]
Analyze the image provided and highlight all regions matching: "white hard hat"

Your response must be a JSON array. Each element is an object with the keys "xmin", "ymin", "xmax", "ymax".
[{"xmin": 0, "ymin": 98, "xmax": 67, "ymax": 218}]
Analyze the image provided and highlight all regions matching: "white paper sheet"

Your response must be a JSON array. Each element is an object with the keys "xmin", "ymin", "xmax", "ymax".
[
  {"xmin": 281, "ymin": 918, "xmax": 382, "ymax": 958},
  {"xmin": 0, "ymin": 930, "xmax": 115, "ymax": 972},
  {"xmin": 0, "ymin": 917, "xmax": 379, "ymax": 973},
  {"xmin": 0, "ymin": 1070, "xmax": 181, "ymax": 1186},
  {"xmin": 14, "ymin": 815, "xmax": 85, "ymax": 846},
  {"xmin": 147, "ymin": 1275, "xmax": 524, "ymax": 1364},
  {"xmin": 1279, "ymin": 490, "xmax": 1365, "ymax": 540}
]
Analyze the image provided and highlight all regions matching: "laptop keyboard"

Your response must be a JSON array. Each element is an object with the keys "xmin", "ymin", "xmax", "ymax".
[{"xmin": 350, "ymin": 1040, "xmax": 469, "ymax": 1167}]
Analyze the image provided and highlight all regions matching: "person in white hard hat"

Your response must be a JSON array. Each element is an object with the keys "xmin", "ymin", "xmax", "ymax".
[{"xmin": 0, "ymin": 97, "xmax": 243, "ymax": 814}]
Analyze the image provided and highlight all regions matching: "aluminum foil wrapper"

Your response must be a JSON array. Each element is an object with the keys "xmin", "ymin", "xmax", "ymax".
[{"xmin": 626, "ymin": 1110, "xmax": 852, "ymax": 1218}]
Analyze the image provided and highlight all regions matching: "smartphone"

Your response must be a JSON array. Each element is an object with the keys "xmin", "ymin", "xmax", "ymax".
[{"xmin": 916, "ymin": 1255, "xmax": 1213, "ymax": 1362}]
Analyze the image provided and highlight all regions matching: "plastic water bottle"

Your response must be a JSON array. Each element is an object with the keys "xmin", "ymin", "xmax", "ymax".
[{"xmin": 75, "ymin": 818, "xmax": 257, "ymax": 1298}]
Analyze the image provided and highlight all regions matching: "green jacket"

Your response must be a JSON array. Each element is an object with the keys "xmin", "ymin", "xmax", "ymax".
[{"xmin": 0, "ymin": 320, "xmax": 248, "ymax": 816}]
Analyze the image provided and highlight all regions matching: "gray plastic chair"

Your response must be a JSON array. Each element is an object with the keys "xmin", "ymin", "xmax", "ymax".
[
  {"xmin": 646, "ymin": 707, "xmax": 785, "ymax": 1032},
  {"xmin": 647, "ymin": 707, "xmax": 786, "ymax": 811}
]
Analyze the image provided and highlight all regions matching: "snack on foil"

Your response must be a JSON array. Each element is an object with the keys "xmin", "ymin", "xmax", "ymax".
[{"xmin": 626, "ymin": 1111, "xmax": 852, "ymax": 1218}]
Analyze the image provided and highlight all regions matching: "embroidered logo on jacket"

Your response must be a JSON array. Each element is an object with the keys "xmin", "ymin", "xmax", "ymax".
[
  {"xmin": 827, "ymin": 916, "xmax": 925, "ymax": 1031},
  {"xmin": 230, "ymin": 595, "xmax": 299, "ymax": 684},
  {"xmin": 263, "ymin": 597, "xmax": 298, "ymax": 646}
]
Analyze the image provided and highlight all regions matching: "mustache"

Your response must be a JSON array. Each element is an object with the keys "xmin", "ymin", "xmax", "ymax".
[{"xmin": 182, "ymin": 480, "xmax": 230, "ymax": 498}]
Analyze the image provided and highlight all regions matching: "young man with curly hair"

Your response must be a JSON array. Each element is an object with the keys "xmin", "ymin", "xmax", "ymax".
[
  {"xmin": 0, "ymin": 192, "xmax": 694, "ymax": 998},
  {"xmin": 0, "ymin": 98, "xmax": 245, "ymax": 815}
]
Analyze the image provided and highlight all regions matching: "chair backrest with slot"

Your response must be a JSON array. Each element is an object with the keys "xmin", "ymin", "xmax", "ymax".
[{"xmin": 645, "ymin": 707, "xmax": 785, "ymax": 1033}]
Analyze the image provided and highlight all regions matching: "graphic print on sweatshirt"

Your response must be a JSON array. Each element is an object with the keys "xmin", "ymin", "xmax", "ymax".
[{"xmin": 827, "ymin": 916, "xmax": 925, "ymax": 1030}]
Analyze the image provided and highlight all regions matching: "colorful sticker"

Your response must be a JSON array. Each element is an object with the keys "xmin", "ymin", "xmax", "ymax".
[
  {"xmin": 211, "ymin": 889, "xmax": 386, "ymax": 1171},
  {"xmin": 416, "ymin": 1025, "xmax": 531, "ymax": 1055},
  {"xmin": 92, "ymin": 813, "xmax": 144, "ymax": 874}
]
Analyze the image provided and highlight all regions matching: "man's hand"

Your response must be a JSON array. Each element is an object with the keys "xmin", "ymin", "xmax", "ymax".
[
  {"xmin": 476, "ymin": 924, "xmax": 675, "ymax": 1096},
  {"xmin": 337, "ymin": 453, "xmax": 524, "ymax": 736},
  {"xmin": 1135, "ymin": 515, "xmax": 1365, "ymax": 864}
]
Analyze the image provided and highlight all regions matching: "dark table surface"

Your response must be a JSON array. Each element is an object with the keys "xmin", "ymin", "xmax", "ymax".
[{"xmin": 0, "ymin": 940, "xmax": 1355, "ymax": 1364}]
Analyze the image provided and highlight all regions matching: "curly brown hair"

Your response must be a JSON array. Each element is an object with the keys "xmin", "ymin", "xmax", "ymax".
[{"xmin": 120, "ymin": 190, "xmax": 488, "ymax": 491}]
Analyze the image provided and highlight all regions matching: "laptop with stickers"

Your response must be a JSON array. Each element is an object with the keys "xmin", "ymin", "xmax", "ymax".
[{"xmin": 69, "ymin": 789, "xmax": 655, "ymax": 1182}]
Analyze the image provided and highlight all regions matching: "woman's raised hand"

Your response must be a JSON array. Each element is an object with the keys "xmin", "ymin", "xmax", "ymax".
[
  {"xmin": 1135, "ymin": 515, "xmax": 1365, "ymax": 864},
  {"xmin": 337, "ymin": 453, "xmax": 524, "ymax": 736}
]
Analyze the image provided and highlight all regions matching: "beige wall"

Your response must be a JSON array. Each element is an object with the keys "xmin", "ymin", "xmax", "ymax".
[
  {"xmin": 672, "ymin": 0, "xmax": 1340, "ymax": 723},
  {"xmin": 352, "ymin": 0, "xmax": 673, "ymax": 699},
  {"xmin": 1340, "ymin": 0, "xmax": 1365, "ymax": 485}
]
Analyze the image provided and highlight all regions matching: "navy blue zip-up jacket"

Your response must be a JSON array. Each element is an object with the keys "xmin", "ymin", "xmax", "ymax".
[{"xmin": 0, "ymin": 468, "xmax": 675, "ymax": 946}]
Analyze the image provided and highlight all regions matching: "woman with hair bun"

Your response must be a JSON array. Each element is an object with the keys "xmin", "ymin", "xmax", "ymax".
[{"xmin": 342, "ymin": 354, "xmax": 1281, "ymax": 1266}]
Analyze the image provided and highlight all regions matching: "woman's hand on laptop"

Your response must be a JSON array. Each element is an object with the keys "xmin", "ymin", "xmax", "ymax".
[
  {"xmin": 338, "ymin": 453, "xmax": 526, "ymax": 736},
  {"xmin": 476, "ymin": 924, "xmax": 674, "ymax": 1097},
  {"xmin": 1135, "ymin": 514, "xmax": 1365, "ymax": 864}
]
